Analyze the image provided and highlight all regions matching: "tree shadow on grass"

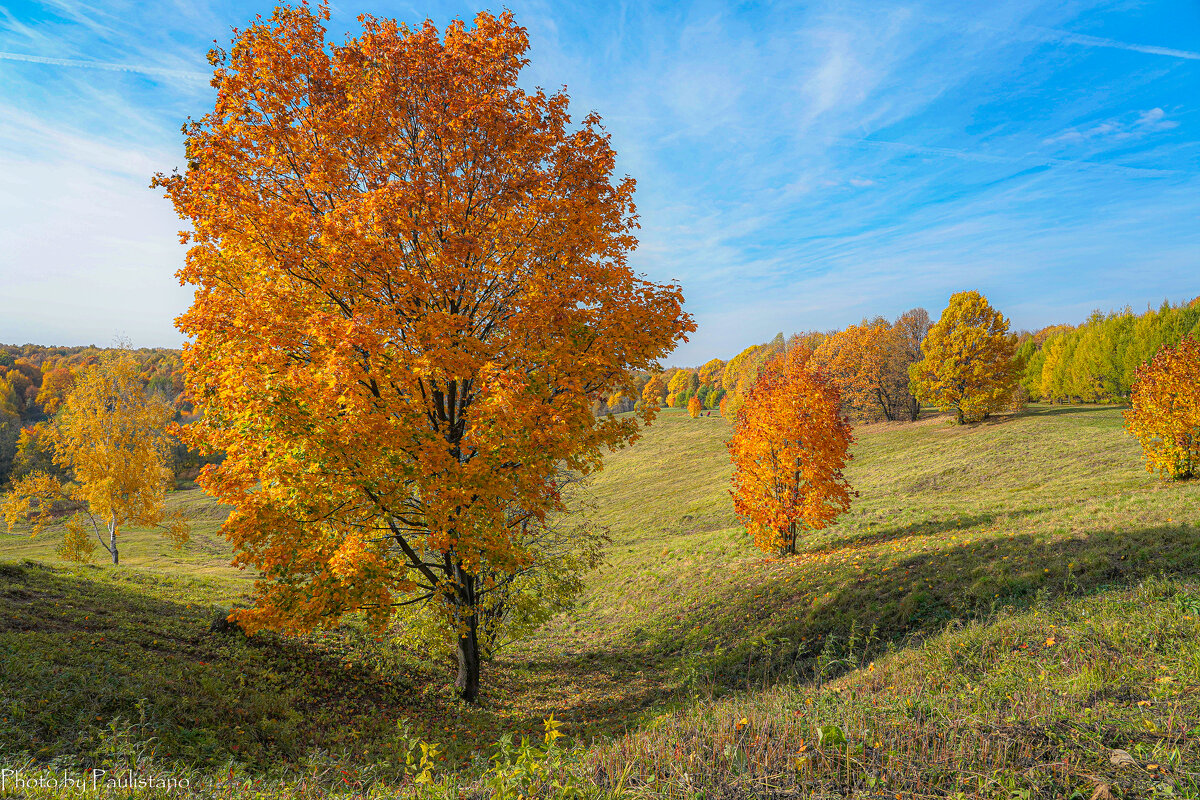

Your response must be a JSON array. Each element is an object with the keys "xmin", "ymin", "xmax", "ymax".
[
  {"xmin": 485, "ymin": 647, "xmax": 675, "ymax": 742},
  {"xmin": 8, "ymin": 514, "xmax": 1197, "ymax": 775},
  {"xmin": 558, "ymin": 521, "xmax": 1200, "ymax": 704},
  {"xmin": 1017, "ymin": 405, "xmax": 1124, "ymax": 418},
  {"xmin": 803, "ymin": 508, "xmax": 1046, "ymax": 555},
  {"xmin": 0, "ymin": 560, "xmax": 520, "ymax": 774}
]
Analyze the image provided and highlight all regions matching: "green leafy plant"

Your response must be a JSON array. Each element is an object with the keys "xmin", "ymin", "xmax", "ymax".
[
  {"xmin": 395, "ymin": 721, "xmax": 440, "ymax": 785},
  {"xmin": 483, "ymin": 715, "xmax": 583, "ymax": 799}
]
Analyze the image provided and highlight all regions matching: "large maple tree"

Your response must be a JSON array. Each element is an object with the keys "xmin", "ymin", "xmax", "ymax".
[{"xmin": 155, "ymin": 4, "xmax": 692, "ymax": 702}]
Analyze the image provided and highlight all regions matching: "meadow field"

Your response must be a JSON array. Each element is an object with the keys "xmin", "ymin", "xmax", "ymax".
[{"xmin": 2, "ymin": 404, "xmax": 1199, "ymax": 798}]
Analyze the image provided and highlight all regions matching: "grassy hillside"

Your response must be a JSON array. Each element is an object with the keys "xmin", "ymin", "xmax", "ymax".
[
  {"xmin": 511, "ymin": 405, "xmax": 1199, "ymax": 709},
  {"xmin": 2, "ymin": 405, "xmax": 1199, "ymax": 797}
]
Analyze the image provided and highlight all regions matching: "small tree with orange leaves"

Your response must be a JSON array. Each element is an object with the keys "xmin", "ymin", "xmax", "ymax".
[
  {"xmin": 687, "ymin": 394, "xmax": 702, "ymax": 418},
  {"xmin": 1126, "ymin": 337, "xmax": 1200, "ymax": 480},
  {"xmin": 728, "ymin": 347, "xmax": 853, "ymax": 556},
  {"xmin": 154, "ymin": 5, "xmax": 692, "ymax": 703}
]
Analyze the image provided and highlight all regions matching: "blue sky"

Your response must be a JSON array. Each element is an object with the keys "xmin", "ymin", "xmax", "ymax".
[{"xmin": 1, "ymin": 0, "xmax": 1197, "ymax": 364}]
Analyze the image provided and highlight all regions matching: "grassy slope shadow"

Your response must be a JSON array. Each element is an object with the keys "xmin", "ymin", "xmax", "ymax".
[
  {"xmin": 621, "ymin": 520, "xmax": 1200, "ymax": 691},
  {"xmin": 0, "ymin": 561, "xmax": 440, "ymax": 777}
]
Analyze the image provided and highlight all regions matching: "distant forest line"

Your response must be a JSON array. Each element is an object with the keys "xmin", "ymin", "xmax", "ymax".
[{"xmin": 4, "ymin": 293, "xmax": 1198, "ymax": 487}]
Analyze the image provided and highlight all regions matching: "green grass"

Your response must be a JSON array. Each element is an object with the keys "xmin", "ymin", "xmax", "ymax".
[
  {"xmin": 509, "ymin": 406, "xmax": 1199, "ymax": 704},
  {"xmin": 590, "ymin": 579, "xmax": 1200, "ymax": 798},
  {"xmin": 2, "ymin": 404, "xmax": 1199, "ymax": 798},
  {"xmin": 0, "ymin": 486, "xmax": 248, "ymax": 592}
]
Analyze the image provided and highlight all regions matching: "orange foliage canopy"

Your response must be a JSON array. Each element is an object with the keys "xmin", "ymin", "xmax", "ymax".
[
  {"xmin": 642, "ymin": 374, "xmax": 667, "ymax": 406},
  {"xmin": 1126, "ymin": 336, "xmax": 1200, "ymax": 480},
  {"xmin": 154, "ymin": 5, "xmax": 692, "ymax": 701},
  {"xmin": 812, "ymin": 320, "xmax": 892, "ymax": 421},
  {"xmin": 728, "ymin": 347, "xmax": 853, "ymax": 555},
  {"xmin": 812, "ymin": 315, "xmax": 926, "ymax": 422},
  {"xmin": 35, "ymin": 368, "xmax": 75, "ymax": 415},
  {"xmin": 687, "ymin": 394, "xmax": 702, "ymax": 418}
]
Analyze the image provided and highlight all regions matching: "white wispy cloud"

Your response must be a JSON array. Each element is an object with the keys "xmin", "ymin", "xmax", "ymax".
[
  {"xmin": 0, "ymin": 0, "xmax": 1196, "ymax": 358},
  {"xmin": 1042, "ymin": 107, "xmax": 1180, "ymax": 147}
]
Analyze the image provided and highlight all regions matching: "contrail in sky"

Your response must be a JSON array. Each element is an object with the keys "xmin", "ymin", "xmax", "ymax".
[
  {"xmin": 0, "ymin": 50, "xmax": 209, "ymax": 82},
  {"xmin": 1036, "ymin": 28, "xmax": 1200, "ymax": 60}
]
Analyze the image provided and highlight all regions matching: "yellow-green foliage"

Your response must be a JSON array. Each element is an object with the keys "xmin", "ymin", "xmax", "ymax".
[
  {"xmin": 720, "ymin": 334, "xmax": 787, "ymax": 420},
  {"xmin": 1023, "ymin": 299, "xmax": 1200, "ymax": 403},
  {"xmin": 483, "ymin": 716, "xmax": 584, "ymax": 799},
  {"xmin": 2, "ymin": 350, "xmax": 187, "ymax": 564}
]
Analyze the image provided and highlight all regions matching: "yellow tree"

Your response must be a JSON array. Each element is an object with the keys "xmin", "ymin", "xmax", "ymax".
[
  {"xmin": 154, "ymin": 5, "xmax": 692, "ymax": 703},
  {"xmin": 666, "ymin": 370, "xmax": 692, "ymax": 407},
  {"xmin": 1038, "ymin": 337, "xmax": 1070, "ymax": 403},
  {"xmin": 1126, "ymin": 337, "xmax": 1200, "ymax": 480},
  {"xmin": 641, "ymin": 374, "xmax": 667, "ymax": 407},
  {"xmin": 698, "ymin": 358, "xmax": 725, "ymax": 388},
  {"xmin": 728, "ymin": 347, "xmax": 853, "ymax": 555},
  {"xmin": 687, "ymin": 394, "xmax": 702, "ymax": 418},
  {"xmin": 3, "ymin": 351, "xmax": 188, "ymax": 564},
  {"xmin": 910, "ymin": 291, "xmax": 1019, "ymax": 424}
]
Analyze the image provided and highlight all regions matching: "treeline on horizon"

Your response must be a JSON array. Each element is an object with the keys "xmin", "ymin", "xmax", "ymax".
[
  {"xmin": 606, "ymin": 293, "xmax": 1200, "ymax": 423},
  {"xmin": 4, "ymin": 293, "xmax": 1198, "ymax": 488},
  {"xmin": 1018, "ymin": 299, "xmax": 1200, "ymax": 403}
]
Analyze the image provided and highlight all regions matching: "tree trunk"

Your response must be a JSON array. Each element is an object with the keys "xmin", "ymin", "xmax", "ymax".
[
  {"xmin": 455, "ymin": 614, "xmax": 481, "ymax": 703},
  {"xmin": 451, "ymin": 564, "xmax": 481, "ymax": 703},
  {"xmin": 109, "ymin": 520, "xmax": 119, "ymax": 565}
]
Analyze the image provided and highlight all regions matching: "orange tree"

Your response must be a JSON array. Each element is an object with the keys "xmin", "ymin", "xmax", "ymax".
[
  {"xmin": 910, "ymin": 291, "xmax": 1019, "ymax": 424},
  {"xmin": 687, "ymin": 394, "xmax": 702, "ymax": 418},
  {"xmin": 1126, "ymin": 336, "xmax": 1200, "ymax": 480},
  {"xmin": 154, "ymin": 5, "xmax": 692, "ymax": 703},
  {"xmin": 812, "ymin": 319, "xmax": 906, "ymax": 422},
  {"xmin": 641, "ymin": 373, "xmax": 667, "ymax": 407},
  {"xmin": 728, "ymin": 347, "xmax": 853, "ymax": 555}
]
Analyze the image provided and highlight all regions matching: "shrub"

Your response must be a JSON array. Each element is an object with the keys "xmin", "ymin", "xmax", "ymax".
[{"xmin": 1126, "ymin": 336, "xmax": 1200, "ymax": 479}]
